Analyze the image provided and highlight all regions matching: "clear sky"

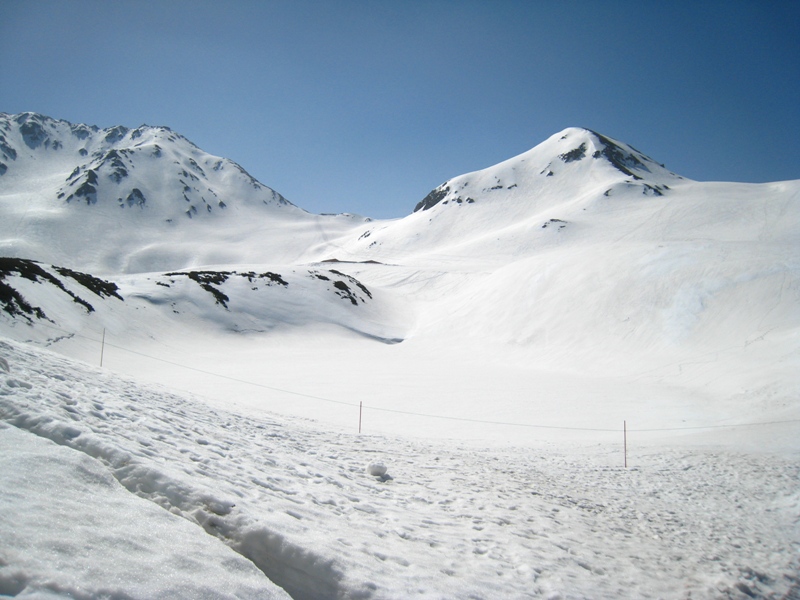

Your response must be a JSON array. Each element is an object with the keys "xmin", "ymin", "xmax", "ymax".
[{"xmin": 2, "ymin": 1, "xmax": 798, "ymax": 218}]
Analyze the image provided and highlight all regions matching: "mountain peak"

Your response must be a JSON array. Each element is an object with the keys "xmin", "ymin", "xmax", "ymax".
[
  {"xmin": 575, "ymin": 128, "xmax": 672, "ymax": 180},
  {"xmin": 0, "ymin": 112, "xmax": 347, "ymax": 273},
  {"xmin": 0, "ymin": 112, "xmax": 296, "ymax": 217},
  {"xmin": 414, "ymin": 128, "xmax": 678, "ymax": 213}
]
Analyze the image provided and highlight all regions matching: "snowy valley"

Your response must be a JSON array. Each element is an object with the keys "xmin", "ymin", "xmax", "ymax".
[{"xmin": 0, "ymin": 112, "xmax": 798, "ymax": 599}]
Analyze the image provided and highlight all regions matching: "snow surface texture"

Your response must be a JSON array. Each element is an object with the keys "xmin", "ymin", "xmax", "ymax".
[
  {"xmin": 1, "ymin": 339, "xmax": 798, "ymax": 599},
  {"xmin": 1, "ymin": 113, "xmax": 799, "ymax": 598},
  {"xmin": 0, "ymin": 424, "xmax": 289, "ymax": 600}
]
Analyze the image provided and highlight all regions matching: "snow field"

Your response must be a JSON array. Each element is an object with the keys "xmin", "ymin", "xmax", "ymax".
[{"xmin": 1, "ymin": 338, "xmax": 798, "ymax": 599}]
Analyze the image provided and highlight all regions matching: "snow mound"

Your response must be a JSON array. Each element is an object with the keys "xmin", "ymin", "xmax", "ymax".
[{"xmin": 366, "ymin": 462, "xmax": 388, "ymax": 477}]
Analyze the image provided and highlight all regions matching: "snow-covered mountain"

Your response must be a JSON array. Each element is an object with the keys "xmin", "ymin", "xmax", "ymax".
[
  {"xmin": 1, "ymin": 114, "xmax": 797, "ymax": 393},
  {"xmin": 0, "ymin": 112, "xmax": 368, "ymax": 274},
  {"xmin": 340, "ymin": 127, "xmax": 682, "ymax": 260},
  {"xmin": 324, "ymin": 127, "xmax": 800, "ymax": 408},
  {"xmin": 0, "ymin": 111, "xmax": 295, "ymax": 213}
]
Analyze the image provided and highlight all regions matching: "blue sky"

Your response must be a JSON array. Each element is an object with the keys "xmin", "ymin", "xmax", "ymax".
[{"xmin": 2, "ymin": 1, "xmax": 798, "ymax": 218}]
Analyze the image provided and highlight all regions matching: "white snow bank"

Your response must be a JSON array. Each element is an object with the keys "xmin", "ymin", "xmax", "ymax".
[{"xmin": 0, "ymin": 424, "xmax": 290, "ymax": 599}]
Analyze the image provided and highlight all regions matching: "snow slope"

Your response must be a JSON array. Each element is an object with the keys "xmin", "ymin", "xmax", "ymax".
[{"xmin": 1, "ymin": 339, "xmax": 798, "ymax": 599}]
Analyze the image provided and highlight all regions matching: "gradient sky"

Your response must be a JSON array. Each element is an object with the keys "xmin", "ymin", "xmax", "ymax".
[{"xmin": 2, "ymin": 0, "xmax": 798, "ymax": 218}]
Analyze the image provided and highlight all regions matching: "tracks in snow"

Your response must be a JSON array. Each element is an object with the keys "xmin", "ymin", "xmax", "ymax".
[{"xmin": 1, "ymin": 338, "xmax": 799, "ymax": 599}]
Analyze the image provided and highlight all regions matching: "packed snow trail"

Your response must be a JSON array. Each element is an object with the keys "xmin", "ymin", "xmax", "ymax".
[{"xmin": 1, "ymin": 338, "xmax": 798, "ymax": 599}]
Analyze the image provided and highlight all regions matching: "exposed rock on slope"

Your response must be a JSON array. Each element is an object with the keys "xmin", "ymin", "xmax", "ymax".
[
  {"xmin": 2, "ymin": 112, "xmax": 294, "ymax": 217},
  {"xmin": 0, "ymin": 258, "xmax": 406, "ymax": 344}
]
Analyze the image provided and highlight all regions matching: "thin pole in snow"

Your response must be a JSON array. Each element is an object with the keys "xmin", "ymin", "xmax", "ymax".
[
  {"xmin": 100, "ymin": 328, "xmax": 106, "ymax": 367},
  {"xmin": 359, "ymin": 401, "xmax": 363, "ymax": 434},
  {"xmin": 624, "ymin": 420, "xmax": 627, "ymax": 468}
]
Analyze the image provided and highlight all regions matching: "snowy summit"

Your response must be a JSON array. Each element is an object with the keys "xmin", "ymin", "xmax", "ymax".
[{"xmin": 0, "ymin": 113, "xmax": 798, "ymax": 599}]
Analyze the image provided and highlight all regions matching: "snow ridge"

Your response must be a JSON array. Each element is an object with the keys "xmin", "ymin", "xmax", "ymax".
[
  {"xmin": 0, "ymin": 257, "xmax": 123, "ymax": 323},
  {"xmin": 0, "ymin": 258, "xmax": 408, "ymax": 344}
]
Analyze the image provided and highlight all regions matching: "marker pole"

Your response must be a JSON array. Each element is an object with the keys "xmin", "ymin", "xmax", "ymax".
[{"xmin": 624, "ymin": 420, "xmax": 627, "ymax": 468}]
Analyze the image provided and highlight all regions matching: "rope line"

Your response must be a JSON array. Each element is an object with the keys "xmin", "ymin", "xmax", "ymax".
[{"xmin": 15, "ymin": 322, "xmax": 800, "ymax": 434}]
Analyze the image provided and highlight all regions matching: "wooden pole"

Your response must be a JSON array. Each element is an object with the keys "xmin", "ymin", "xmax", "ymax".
[
  {"xmin": 624, "ymin": 420, "xmax": 627, "ymax": 468},
  {"xmin": 359, "ymin": 401, "xmax": 362, "ymax": 434},
  {"xmin": 100, "ymin": 328, "xmax": 106, "ymax": 367}
]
